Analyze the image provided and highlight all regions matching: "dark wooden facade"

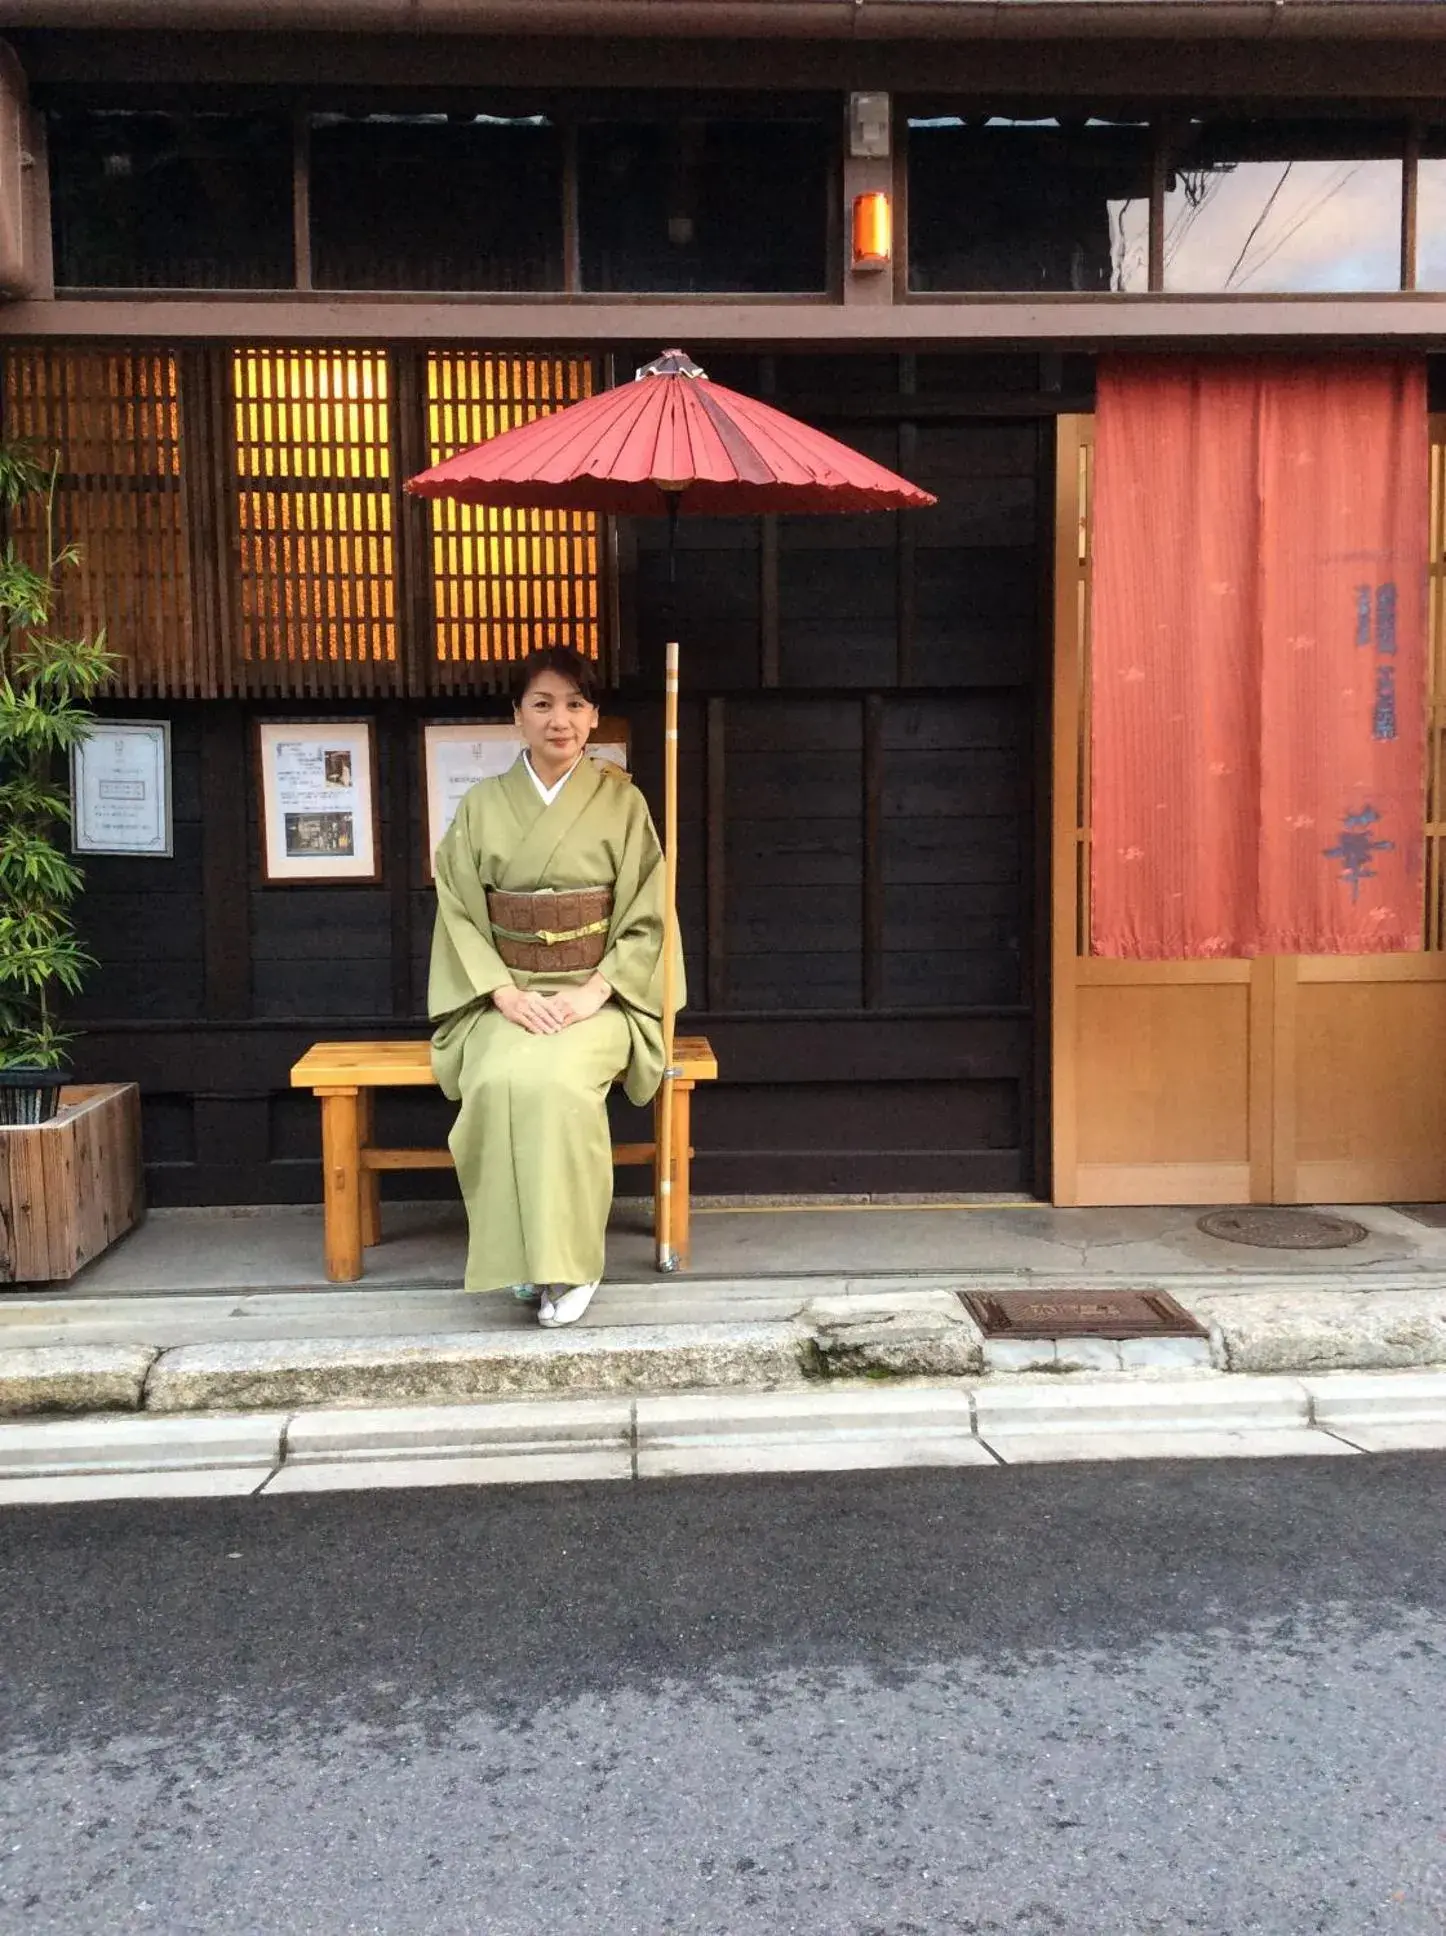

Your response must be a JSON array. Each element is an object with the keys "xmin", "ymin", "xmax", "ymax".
[
  {"xmin": 5, "ymin": 14, "xmax": 1446, "ymax": 1209},
  {"xmin": 31, "ymin": 350, "xmax": 1082, "ymax": 1204}
]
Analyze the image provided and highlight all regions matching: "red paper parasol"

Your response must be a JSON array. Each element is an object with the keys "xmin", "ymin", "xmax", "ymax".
[
  {"xmin": 407, "ymin": 347, "xmax": 936, "ymax": 518},
  {"xmin": 407, "ymin": 350, "xmax": 935, "ymax": 1271}
]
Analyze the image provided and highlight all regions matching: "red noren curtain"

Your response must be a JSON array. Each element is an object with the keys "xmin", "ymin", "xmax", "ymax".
[{"xmin": 1090, "ymin": 356, "xmax": 1428, "ymax": 958}]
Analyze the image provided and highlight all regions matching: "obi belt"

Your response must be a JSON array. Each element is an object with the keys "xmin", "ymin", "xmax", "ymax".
[{"xmin": 486, "ymin": 886, "xmax": 614, "ymax": 974}]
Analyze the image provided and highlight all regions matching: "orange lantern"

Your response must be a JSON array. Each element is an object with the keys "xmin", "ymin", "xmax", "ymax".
[{"xmin": 851, "ymin": 191, "xmax": 892, "ymax": 272}]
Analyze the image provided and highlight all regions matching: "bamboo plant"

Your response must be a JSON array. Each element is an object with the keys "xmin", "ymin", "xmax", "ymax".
[{"xmin": 0, "ymin": 440, "xmax": 115, "ymax": 1107}]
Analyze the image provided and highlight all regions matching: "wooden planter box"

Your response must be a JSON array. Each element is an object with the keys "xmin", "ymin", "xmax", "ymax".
[{"xmin": 0, "ymin": 1083, "xmax": 144, "ymax": 1283}]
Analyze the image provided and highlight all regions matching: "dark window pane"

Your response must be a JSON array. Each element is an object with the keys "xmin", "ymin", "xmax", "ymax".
[
  {"xmin": 49, "ymin": 110, "xmax": 292, "ymax": 289},
  {"xmin": 907, "ymin": 117, "xmax": 1150, "ymax": 293},
  {"xmin": 1163, "ymin": 120, "xmax": 1403, "ymax": 292},
  {"xmin": 1415, "ymin": 130, "xmax": 1446, "ymax": 290},
  {"xmin": 310, "ymin": 114, "xmax": 564, "ymax": 291},
  {"xmin": 579, "ymin": 120, "xmax": 830, "ymax": 293}
]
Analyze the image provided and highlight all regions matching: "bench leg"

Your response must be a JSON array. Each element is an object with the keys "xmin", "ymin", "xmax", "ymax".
[
  {"xmin": 318, "ymin": 1087, "xmax": 364, "ymax": 1283},
  {"xmin": 357, "ymin": 1088, "xmax": 382, "ymax": 1250},
  {"xmin": 671, "ymin": 1081, "xmax": 694, "ymax": 1270}
]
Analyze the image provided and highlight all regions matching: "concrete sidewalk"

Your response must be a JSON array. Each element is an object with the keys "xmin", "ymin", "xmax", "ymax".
[
  {"xmin": 31, "ymin": 1196, "xmax": 1446, "ymax": 1297},
  {"xmin": 1, "ymin": 1369, "xmax": 1444, "ymax": 1506}
]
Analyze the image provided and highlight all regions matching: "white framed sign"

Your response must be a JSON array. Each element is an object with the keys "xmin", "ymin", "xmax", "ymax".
[
  {"xmin": 71, "ymin": 719, "xmax": 173, "ymax": 857},
  {"xmin": 421, "ymin": 719, "xmax": 629, "ymax": 877},
  {"xmin": 256, "ymin": 719, "xmax": 380, "ymax": 884}
]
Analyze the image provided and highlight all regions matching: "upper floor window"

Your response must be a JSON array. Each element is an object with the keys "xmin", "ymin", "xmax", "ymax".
[
  {"xmin": 49, "ymin": 109, "xmax": 293, "ymax": 289},
  {"xmin": 1161, "ymin": 120, "xmax": 1404, "ymax": 292},
  {"xmin": 577, "ymin": 117, "xmax": 832, "ymax": 293},
  {"xmin": 309, "ymin": 114, "xmax": 565, "ymax": 292},
  {"xmin": 907, "ymin": 116, "xmax": 1151, "ymax": 294}
]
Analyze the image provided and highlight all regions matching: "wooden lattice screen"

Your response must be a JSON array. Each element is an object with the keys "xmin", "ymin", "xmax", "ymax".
[
  {"xmin": 1, "ymin": 346, "xmax": 202, "ymax": 697},
  {"xmin": 0, "ymin": 342, "xmax": 606, "ymax": 698},
  {"xmin": 426, "ymin": 351, "xmax": 600, "ymax": 686},
  {"xmin": 231, "ymin": 346, "xmax": 400, "ymax": 694},
  {"xmin": 1428, "ymin": 415, "xmax": 1446, "ymax": 951}
]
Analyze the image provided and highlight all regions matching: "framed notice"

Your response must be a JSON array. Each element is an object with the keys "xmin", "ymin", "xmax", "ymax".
[
  {"xmin": 421, "ymin": 718, "xmax": 630, "ymax": 877},
  {"xmin": 71, "ymin": 719, "xmax": 173, "ymax": 857},
  {"xmin": 256, "ymin": 719, "xmax": 380, "ymax": 884}
]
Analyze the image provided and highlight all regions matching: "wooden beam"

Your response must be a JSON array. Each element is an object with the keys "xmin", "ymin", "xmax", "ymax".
[
  {"xmin": 9, "ymin": 294, "xmax": 1446, "ymax": 344},
  {"xmin": 1148, "ymin": 121, "xmax": 1167, "ymax": 294},
  {"xmin": 1403, "ymin": 122, "xmax": 1421, "ymax": 293},
  {"xmin": 19, "ymin": 31, "xmax": 1446, "ymax": 94},
  {"xmin": 561, "ymin": 119, "xmax": 581, "ymax": 296},
  {"xmin": 1049, "ymin": 414, "xmax": 1089, "ymax": 1206},
  {"xmin": 705, "ymin": 695, "xmax": 728, "ymax": 1012},
  {"xmin": 200, "ymin": 706, "xmax": 252, "ymax": 1021},
  {"xmin": 759, "ymin": 515, "xmax": 780, "ymax": 686},
  {"xmin": 291, "ymin": 105, "xmax": 311, "ymax": 292},
  {"xmin": 389, "ymin": 345, "xmax": 432, "ymax": 699},
  {"xmin": 383, "ymin": 713, "xmax": 415, "ymax": 1021},
  {"xmin": 862, "ymin": 692, "xmax": 884, "ymax": 1010},
  {"xmin": 896, "ymin": 415, "xmax": 917, "ymax": 686}
]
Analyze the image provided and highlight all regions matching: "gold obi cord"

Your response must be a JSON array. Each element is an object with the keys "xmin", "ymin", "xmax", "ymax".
[{"xmin": 487, "ymin": 887, "xmax": 614, "ymax": 974}]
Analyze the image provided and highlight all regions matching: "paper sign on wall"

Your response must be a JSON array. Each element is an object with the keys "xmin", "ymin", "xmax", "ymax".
[
  {"xmin": 71, "ymin": 720, "xmax": 173, "ymax": 857},
  {"xmin": 256, "ymin": 719, "xmax": 380, "ymax": 884}
]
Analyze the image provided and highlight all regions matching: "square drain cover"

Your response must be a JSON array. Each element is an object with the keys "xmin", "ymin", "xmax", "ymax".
[{"xmin": 962, "ymin": 1288, "xmax": 1206, "ymax": 1341}]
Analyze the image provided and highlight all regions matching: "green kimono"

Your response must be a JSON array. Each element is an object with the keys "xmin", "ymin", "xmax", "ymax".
[{"xmin": 428, "ymin": 755, "xmax": 681, "ymax": 1292}]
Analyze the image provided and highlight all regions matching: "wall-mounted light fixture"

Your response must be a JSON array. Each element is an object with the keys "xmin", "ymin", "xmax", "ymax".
[{"xmin": 851, "ymin": 191, "xmax": 892, "ymax": 273}]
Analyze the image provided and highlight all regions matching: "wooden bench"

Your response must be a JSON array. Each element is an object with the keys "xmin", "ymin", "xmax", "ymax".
[{"xmin": 289, "ymin": 1036, "xmax": 718, "ymax": 1283}]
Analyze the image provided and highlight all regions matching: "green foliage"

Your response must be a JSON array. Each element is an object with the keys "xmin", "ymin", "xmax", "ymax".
[{"xmin": 0, "ymin": 442, "xmax": 116, "ymax": 1071}]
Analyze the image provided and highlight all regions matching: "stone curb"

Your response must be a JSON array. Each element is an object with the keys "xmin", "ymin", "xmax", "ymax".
[
  {"xmin": 1197, "ymin": 1288, "xmax": 1446, "ymax": 1374},
  {"xmin": 5, "ymin": 1285, "xmax": 1446, "ymax": 1423},
  {"xmin": 1, "ymin": 1370, "xmax": 1443, "ymax": 1503},
  {"xmin": 0, "ymin": 1296, "xmax": 990, "ymax": 1419},
  {"xmin": 143, "ymin": 1323, "xmax": 813, "ymax": 1414},
  {"xmin": 0, "ymin": 1344, "xmax": 158, "ymax": 1416}
]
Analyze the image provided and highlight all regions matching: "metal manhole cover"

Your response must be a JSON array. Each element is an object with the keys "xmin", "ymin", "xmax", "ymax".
[
  {"xmin": 963, "ymin": 1288, "xmax": 1206, "ymax": 1340},
  {"xmin": 1197, "ymin": 1208, "xmax": 1368, "ymax": 1250}
]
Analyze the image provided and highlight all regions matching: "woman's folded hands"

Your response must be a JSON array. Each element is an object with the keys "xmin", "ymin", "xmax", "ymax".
[{"xmin": 493, "ymin": 975, "xmax": 613, "ymax": 1036}]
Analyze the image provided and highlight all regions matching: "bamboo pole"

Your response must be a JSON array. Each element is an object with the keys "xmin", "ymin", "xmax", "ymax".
[{"xmin": 656, "ymin": 636, "xmax": 681, "ymax": 1271}]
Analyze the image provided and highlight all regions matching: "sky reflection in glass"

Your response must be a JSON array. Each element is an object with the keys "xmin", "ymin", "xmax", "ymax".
[
  {"xmin": 1163, "ymin": 152, "xmax": 1402, "ymax": 293},
  {"xmin": 1417, "ymin": 159, "xmax": 1446, "ymax": 290}
]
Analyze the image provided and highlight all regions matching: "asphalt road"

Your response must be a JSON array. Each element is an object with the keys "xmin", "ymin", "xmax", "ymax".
[{"xmin": 2, "ymin": 1456, "xmax": 1444, "ymax": 1936}]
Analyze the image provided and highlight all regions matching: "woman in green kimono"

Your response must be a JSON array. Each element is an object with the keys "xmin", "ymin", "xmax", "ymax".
[{"xmin": 428, "ymin": 646, "xmax": 677, "ymax": 1326}]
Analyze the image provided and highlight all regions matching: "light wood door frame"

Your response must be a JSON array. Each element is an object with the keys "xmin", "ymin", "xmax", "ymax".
[{"xmin": 1051, "ymin": 410, "xmax": 1446, "ymax": 1208}]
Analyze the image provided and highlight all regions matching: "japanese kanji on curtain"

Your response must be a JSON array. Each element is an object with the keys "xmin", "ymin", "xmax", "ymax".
[{"xmin": 1090, "ymin": 356, "xmax": 1428, "ymax": 958}]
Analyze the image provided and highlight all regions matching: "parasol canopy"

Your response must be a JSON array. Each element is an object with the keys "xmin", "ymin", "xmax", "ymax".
[{"xmin": 405, "ymin": 348, "xmax": 936, "ymax": 517}]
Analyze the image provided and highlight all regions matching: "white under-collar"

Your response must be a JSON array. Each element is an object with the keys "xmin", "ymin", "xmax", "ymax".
[{"xmin": 523, "ymin": 749, "xmax": 584, "ymax": 807}]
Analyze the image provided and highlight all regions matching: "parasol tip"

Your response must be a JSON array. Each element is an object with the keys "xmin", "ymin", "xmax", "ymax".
[{"xmin": 636, "ymin": 348, "xmax": 708, "ymax": 382}]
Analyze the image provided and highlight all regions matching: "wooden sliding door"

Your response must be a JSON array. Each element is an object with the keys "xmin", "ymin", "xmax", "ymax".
[{"xmin": 1051, "ymin": 413, "xmax": 1446, "ymax": 1206}]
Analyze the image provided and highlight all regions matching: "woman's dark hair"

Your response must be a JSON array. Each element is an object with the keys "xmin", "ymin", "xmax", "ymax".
[{"xmin": 509, "ymin": 645, "xmax": 601, "ymax": 708}]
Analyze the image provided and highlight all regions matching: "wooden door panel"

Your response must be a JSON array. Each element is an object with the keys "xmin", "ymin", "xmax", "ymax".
[
  {"xmin": 1074, "ymin": 980, "xmax": 1252, "ymax": 1204},
  {"xmin": 1290, "ymin": 967, "xmax": 1446, "ymax": 1202}
]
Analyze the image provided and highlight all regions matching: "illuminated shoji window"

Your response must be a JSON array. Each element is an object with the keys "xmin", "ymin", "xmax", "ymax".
[
  {"xmin": 231, "ymin": 346, "xmax": 398, "ymax": 691},
  {"xmin": 425, "ymin": 351, "xmax": 601, "ymax": 685},
  {"xmin": 1, "ymin": 347, "xmax": 199, "ymax": 696}
]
